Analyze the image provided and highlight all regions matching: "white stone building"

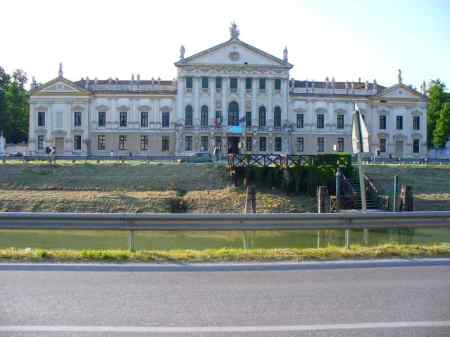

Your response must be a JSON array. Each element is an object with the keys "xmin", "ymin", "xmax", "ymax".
[{"xmin": 28, "ymin": 24, "xmax": 427, "ymax": 158}]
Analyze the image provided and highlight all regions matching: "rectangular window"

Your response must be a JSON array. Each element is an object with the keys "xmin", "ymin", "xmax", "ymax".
[
  {"xmin": 140, "ymin": 111, "xmax": 148, "ymax": 128},
  {"xmin": 274, "ymin": 108, "xmax": 282, "ymax": 128},
  {"xmin": 215, "ymin": 77, "xmax": 222, "ymax": 90},
  {"xmin": 337, "ymin": 115, "xmax": 344, "ymax": 129},
  {"xmin": 120, "ymin": 111, "xmax": 127, "ymax": 127},
  {"xmin": 317, "ymin": 114, "xmax": 324, "ymax": 129},
  {"xmin": 38, "ymin": 111, "xmax": 45, "ymax": 127},
  {"xmin": 337, "ymin": 137, "xmax": 344, "ymax": 152},
  {"xmin": 230, "ymin": 78, "xmax": 238, "ymax": 91},
  {"xmin": 97, "ymin": 135, "xmax": 105, "ymax": 151},
  {"xmin": 74, "ymin": 135, "xmax": 82, "ymax": 151},
  {"xmin": 200, "ymin": 136, "xmax": 209, "ymax": 152},
  {"xmin": 162, "ymin": 111, "xmax": 170, "ymax": 128},
  {"xmin": 296, "ymin": 137, "xmax": 304, "ymax": 153},
  {"xmin": 379, "ymin": 138, "xmax": 386, "ymax": 153},
  {"xmin": 245, "ymin": 78, "xmax": 252, "ymax": 90},
  {"xmin": 98, "ymin": 111, "xmax": 106, "ymax": 127},
  {"xmin": 413, "ymin": 139, "xmax": 420, "ymax": 153},
  {"xmin": 162, "ymin": 136, "xmax": 170, "ymax": 152},
  {"xmin": 259, "ymin": 78, "xmax": 266, "ymax": 90},
  {"xmin": 245, "ymin": 111, "xmax": 252, "ymax": 127},
  {"xmin": 259, "ymin": 137, "xmax": 267, "ymax": 152},
  {"xmin": 215, "ymin": 111, "xmax": 223, "ymax": 126},
  {"xmin": 396, "ymin": 116, "xmax": 403, "ymax": 130},
  {"xmin": 185, "ymin": 77, "xmax": 193, "ymax": 89},
  {"xmin": 201, "ymin": 77, "xmax": 208, "ymax": 89},
  {"xmin": 246, "ymin": 137, "xmax": 252, "ymax": 152},
  {"xmin": 37, "ymin": 135, "xmax": 44, "ymax": 150},
  {"xmin": 215, "ymin": 136, "xmax": 222, "ymax": 147},
  {"xmin": 413, "ymin": 116, "xmax": 420, "ymax": 130},
  {"xmin": 317, "ymin": 137, "xmax": 324, "ymax": 153},
  {"xmin": 119, "ymin": 135, "xmax": 127, "ymax": 150},
  {"xmin": 74, "ymin": 111, "xmax": 82, "ymax": 127},
  {"xmin": 274, "ymin": 137, "xmax": 282, "ymax": 152},
  {"xmin": 274, "ymin": 79, "xmax": 281, "ymax": 91},
  {"xmin": 185, "ymin": 136, "xmax": 193, "ymax": 151},
  {"xmin": 379, "ymin": 115, "xmax": 386, "ymax": 130},
  {"xmin": 140, "ymin": 135, "xmax": 149, "ymax": 151},
  {"xmin": 296, "ymin": 114, "xmax": 304, "ymax": 128}
]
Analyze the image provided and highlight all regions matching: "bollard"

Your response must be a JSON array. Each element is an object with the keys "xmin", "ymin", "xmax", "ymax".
[
  {"xmin": 345, "ymin": 229, "xmax": 350, "ymax": 249},
  {"xmin": 128, "ymin": 230, "xmax": 136, "ymax": 252},
  {"xmin": 393, "ymin": 175, "xmax": 398, "ymax": 211}
]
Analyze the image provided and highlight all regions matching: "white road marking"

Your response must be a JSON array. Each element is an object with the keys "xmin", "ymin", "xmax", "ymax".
[{"xmin": 1, "ymin": 321, "xmax": 450, "ymax": 333}]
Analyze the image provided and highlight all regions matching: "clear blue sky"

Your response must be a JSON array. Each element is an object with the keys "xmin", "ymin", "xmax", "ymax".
[{"xmin": 1, "ymin": 0, "xmax": 449, "ymax": 89}]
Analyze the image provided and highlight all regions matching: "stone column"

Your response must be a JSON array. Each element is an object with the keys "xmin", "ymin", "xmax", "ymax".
[
  {"xmin": 193, "ymin": 77, "xmax": 200, "ymax": 127},
  {"xmin": 282, "ymin": 79, "xmax": 289, "ymax": 125},
  {"xmin": 209, "ymin": 76, "xmax": 215, "ymax": 127},
  {"xmin": 222, "ymin": 76, "xmax": 227, "ymax": 127},
  {"xmin": 267, "ymin": 79, "xmax": 273, "ymax": 127},
  {"xmin": 252, "ymin": 78, "xmax": 257, "ymax": 127},
  {"xmin": 176, "ymin": 77, "xmax": 184, "ymax": 122},
  {"xmin": 239, "ymin": 78, "xmax": 245, "ymax": 123}
]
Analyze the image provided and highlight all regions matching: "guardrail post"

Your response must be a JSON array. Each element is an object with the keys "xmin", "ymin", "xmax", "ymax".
[
  {"xmin": 335, "ymin": 167, "xmax": 342, "ymax": 211},
  {"xmin": 128, "ymin": 230, "xmax": 136, "ymax": 252},
  {"xmin": 345, "ymin": 229, "xmax": 350, "ymax": 249},
  {"xmin": 393, "ymin": 175, "xmax": 398, "ymax": 211}
]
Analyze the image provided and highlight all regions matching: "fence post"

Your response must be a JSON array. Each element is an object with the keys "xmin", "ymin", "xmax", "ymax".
[
  {"xmin": 335, "ymin": 167, "xmax": 342, "ymax": 211},
  {"xmin": 317, "ymin": 186, "xmax": 329, "ymax": 248},
  {"xmin": 128, "ymin": 230, "xmax": 135, "ymax": 252},
  {"xmin": 393, "ymin": 175, "xmax": 398, "ymax": 211}
]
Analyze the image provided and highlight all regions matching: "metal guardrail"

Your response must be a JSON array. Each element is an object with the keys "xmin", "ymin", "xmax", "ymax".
[{"xmin": 1, "ymin": 211, "xmax": 450, "ymax": 250}]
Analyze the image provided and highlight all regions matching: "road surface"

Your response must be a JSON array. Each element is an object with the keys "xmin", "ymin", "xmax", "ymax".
[{"xmin": 1, "ymin": 259, "xmax": 450, "ymax": 337}]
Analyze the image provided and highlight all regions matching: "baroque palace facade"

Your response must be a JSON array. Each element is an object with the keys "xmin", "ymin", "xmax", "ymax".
[{"xmin": 28, "ymin": 24, "xmax": 427, "ymax": 158}]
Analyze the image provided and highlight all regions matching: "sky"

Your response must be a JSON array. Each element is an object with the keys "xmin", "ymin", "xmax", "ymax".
[{"xmin": 1, "ymin": 0, "xmax": 449, "ymax": 89}]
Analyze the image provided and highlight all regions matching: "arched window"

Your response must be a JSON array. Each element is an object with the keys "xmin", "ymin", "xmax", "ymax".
[
  {"xmin": 274, "ymin": 106, "xmax": 281, "ymax": 128},
  {"xmin": 228, "ymin": 101, "xmax": 239, "ymax": 126},
  {"xmin": 201, "ymin": 105, "xmax": 209, "ymax": 128},
  {"xmin": 258, "ymin": 106, "xmax": 266, "ymax": 128},
  {"xmin": 185, "ymin": 105, "xmax": 193, "ymax": 127}
]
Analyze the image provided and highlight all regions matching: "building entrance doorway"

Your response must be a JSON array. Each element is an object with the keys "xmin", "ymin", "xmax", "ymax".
[
  {"xmin": 395, "ymin": 140, "xmax": 404, "ymax": 158},
  {"xmin": 227, "ymin": 136, "xmax": 240, "ymax": 154},
  {"xmin": 55, "ymin": 137, "xmax": 64, "ymax": 155}
]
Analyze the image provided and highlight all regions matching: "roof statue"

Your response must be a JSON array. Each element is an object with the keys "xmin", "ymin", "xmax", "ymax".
[
  {"xmin": 283, "ymin": 46, "xmax": 288, "ymax": 63},
  {"xmin": 398, "ymin": 69, "xmax": 402, "ymax": 84},
  {"xmin": 230, "ymin": 22, "xmax": 240, "ymax": 39},
  {"xmin": 58, "ymin": 62, "xmax": 63, "ymax": 78},
  {"xmin": 180, "ymin": 45, "xmax": 185, "ymax": 60}
]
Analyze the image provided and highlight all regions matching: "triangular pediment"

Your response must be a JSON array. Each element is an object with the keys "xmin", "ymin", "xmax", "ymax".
[
  {"xmin": 176, "ymin": 39, "xmax": 293, "ymax": 68},
  {"xmin": 31, "ymin": 77, "xmax": 89, "ymax": 95},
  {"xmin": 380, "ymin": 84, "xmax": 423, "ymax": 99}
]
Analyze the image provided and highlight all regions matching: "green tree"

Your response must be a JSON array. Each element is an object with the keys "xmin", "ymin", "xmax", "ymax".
[
  {"xmin": 0, "ymin": 66, "xmax": 11, "ymax": 137},
  {"xmin": 432, "ymin": 103, "xmax": 450, "ymax": 149},
  {"xmin": 4, "ymin": 69, "xmax": 29, "ymax": 143},
  {"xmin": 427, "ymin": 80, "xmax": 448, "ymax": 148}
]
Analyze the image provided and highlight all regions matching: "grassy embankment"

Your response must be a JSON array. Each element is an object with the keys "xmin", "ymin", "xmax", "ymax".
[{"xmin": 1, "ymin": 244, "xmax": 449, "ymax": 263}]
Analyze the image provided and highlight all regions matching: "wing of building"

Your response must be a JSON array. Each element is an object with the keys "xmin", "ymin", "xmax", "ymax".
[{"xmin": 28, "ymin": 25, "xmax": 427, "ymax": 158}]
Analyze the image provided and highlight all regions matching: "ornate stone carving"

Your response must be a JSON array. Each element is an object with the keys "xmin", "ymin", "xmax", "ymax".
[
  {"xmin": 180, "ymin": 45, "xmax": 185, "ymax": 60},
  {"xmin": 230, "ymin": 22, "xmax": 240, "ymax": 39}
]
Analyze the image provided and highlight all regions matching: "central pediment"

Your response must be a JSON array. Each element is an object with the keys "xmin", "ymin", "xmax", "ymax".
[{"xmin": 176, "ymin": 38, "xmax": 293, "ymax": 69}]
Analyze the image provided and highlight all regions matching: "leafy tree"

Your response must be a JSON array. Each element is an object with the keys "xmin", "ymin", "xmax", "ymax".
[
  {"xmin": 0, "ymin": 66, "xmax": 11, "ymax": 138},
  {"xmin": 427, "ymin": 80, "xmax": 448, "ymax": 148},
  {"xmin": 432, "ymin": 103, "xmax": 450, "ymax": 149},
  {"xmin": 4, "ymin": 69, "xmax": 29, "ymax": 143}
]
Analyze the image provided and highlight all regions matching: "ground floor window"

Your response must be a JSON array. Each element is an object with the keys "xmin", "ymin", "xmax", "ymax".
[
  {"xmin": 185, "ymin": 136, "xmax": 193, "ymax": 152},
  {"xmin": 317, "ymin": 137, "xmax": 324, "ymax": 153},
  {"xmin": 259, "ymin": 137, "xmax": 267, "ymax": 152},
  {"xmin": 119, "ymin": 135, "xmax": 127, "ymax": 150},
  {"xmin": 337, "ymin": 137, "xmax": 344, "ymax": 152},
  {"xmin": 37, "ymin": 135, "xmax": 44, "ymax": 150},
  {"xmin": 200, "ymin": 136, "xmax": 209, "ymax": 152},
  {"xmin": 296, "ymin": 137, "xmax": 304, "ymax": 152},
  {"xmin": 413, "ymin": 139, "xmax": 420, "ymax": 153},
  {"xmin": 74, "ymin": 135, "xmax": 82, "ymax": 151},
  {"xmin": 379, "ymin": 138, "xmax": 386, "ymax": 153},
  {"xmin": 162, "ymin": 136, "xmax": 170, "ymax": 152},
  {"xmin": 246, "ymin": 137, "xmax": 252, "ymax": 152},
  {"xmin": 140, "ymin": 135, "xmax": 149, "ymax": 151},
  {"xmin": 274, "ymin": 137, "xmax": 282, "ymax": 152},
  {"xmin": 215, "ymin": 136, "xmax": 222, "ymax": 147},
  {"xmin": 97, "ymin": 135, "xmax": 105, "ymax": 151}
]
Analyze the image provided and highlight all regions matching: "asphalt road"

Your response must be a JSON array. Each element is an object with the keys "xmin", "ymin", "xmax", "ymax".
[{"xmin": 1, "ymin": 260, "xmax": 450, "ymax": 337}]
